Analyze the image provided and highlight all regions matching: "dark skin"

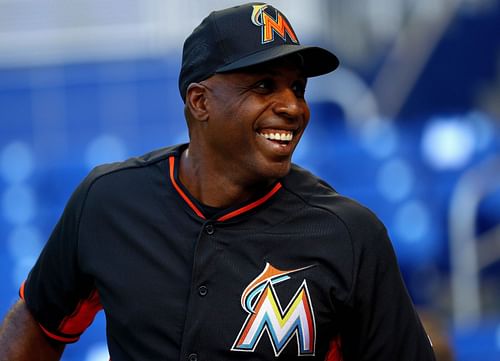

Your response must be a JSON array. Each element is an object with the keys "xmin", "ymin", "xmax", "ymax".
[
  {"xmin": 0, "ymin": 300, "xmax": 65, "ymax": 360},
  {"xmin": 0, "ymin": 58, "xmax": 311, "ymax": 359}
]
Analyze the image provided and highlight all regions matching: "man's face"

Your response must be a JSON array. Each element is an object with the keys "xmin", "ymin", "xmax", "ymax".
[{"xmin": 200, "ymin": 59, "xmax": 311, "ymax": 185}]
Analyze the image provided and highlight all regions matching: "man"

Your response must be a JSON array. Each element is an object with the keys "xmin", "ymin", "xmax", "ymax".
[{"xmin": 0, "ymin": 3, "xmax": 436, "ymax": 360}]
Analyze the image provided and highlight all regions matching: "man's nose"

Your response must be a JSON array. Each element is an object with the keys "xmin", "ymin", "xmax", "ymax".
[{"xmin": 273, "ymin": 88, "xmax": 305, "ymax": 120}]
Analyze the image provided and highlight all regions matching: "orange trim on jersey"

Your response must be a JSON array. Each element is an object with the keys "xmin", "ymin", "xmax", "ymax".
[
  {"xmin": 19, "ymin": 280, "xmax": 82, "ymax": 343},
  {"xmin": 217, "ymin": 182, "xmax": 282, "ymax": 222},
  {"xmin": 58, "ymin": 288, "xmax": 102, "ymax": 335},
  {"xmin": 168, "ymin": 155, "xmax": 282, "ymax": 221},
  {"xmin": 325, "ymin": 336, "xmax": 343, "ymax": 361},
  {"xmin": 39, "ymin": 323, "xmax": 80, "ymax": 343},
  {"xmin": 169, "ymin": 156, "xmax": 206, "ymax": 219},
  {"xmin": 19, "ymin": 280, "xmax": 26, "ymax": 300}
]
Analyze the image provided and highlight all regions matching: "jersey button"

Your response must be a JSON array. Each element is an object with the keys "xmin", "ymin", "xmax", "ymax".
[
  {"xmin": 205, "ymin": 224, "xmax": 214, "ymax": 235},
  {"xmin": 188, "ymin": 353, "xmax": 198, "ymax": 361},
  {"xmin": 198, "ymin": 285, "xmax": 208, "ymax": 296}
]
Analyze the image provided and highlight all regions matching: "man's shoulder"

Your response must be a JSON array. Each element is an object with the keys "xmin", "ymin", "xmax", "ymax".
[
  {"xmin": 88, "ymin": 144, "xmax": 180, "ymax": 181},
  {"xmin": 76, "ymin": 144, "xmax": 183, "ymax": 200},
  {"xmin": 283, "ymin": 164, "xmax": 384, "ymax": 232}
]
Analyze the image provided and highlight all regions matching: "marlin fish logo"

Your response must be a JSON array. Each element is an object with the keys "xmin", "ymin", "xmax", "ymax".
[
  {"xmin": 251, "ymin": 4, "xmax": 299, "ymax": 44},
  {"xmin": 231, "ymin": 262, "xmax": 316, "ymax": 356}
]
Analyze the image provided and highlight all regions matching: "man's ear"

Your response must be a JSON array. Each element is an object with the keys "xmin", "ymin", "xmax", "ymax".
[{"xmin": 185, "ymin": 83, "xmax": 209, "ymax": 121}]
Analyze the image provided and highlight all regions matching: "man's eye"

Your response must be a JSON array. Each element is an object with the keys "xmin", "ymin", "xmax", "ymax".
[
  {"xmin": 254, "ymin": 79, "xmax": 274, "ymax": 92},
  {"xmin": 292, "ymin": 82, "xmax": 306, "ymax": 98}
]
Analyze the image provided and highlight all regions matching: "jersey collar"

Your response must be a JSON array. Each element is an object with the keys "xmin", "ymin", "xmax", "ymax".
[{"xmin": 168, "ymin": 154, "xmax": 282, "ymax": 222}]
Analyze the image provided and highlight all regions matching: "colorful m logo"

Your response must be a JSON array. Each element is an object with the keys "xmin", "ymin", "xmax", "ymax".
[
  {"xmin": 231, "ymin": 263, "xmax": 316, "ymax": 356},
  {"xmin": 251, "ymin": 5, "xmax": 299, "ymax": 44}
]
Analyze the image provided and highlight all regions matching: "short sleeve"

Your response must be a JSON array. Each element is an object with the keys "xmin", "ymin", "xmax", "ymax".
[
  {"xmin": 339, "ymin": 226, "xmax": 436, "ymax": 361},
  {"xmin": 21, "ymin": 175, "xmax": 102, "ymax": 343}
]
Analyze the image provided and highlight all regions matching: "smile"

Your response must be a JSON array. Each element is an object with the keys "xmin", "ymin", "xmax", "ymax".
[{"xmin": 257, "ymin": 130, "xmax": 293, "ymax": 142}]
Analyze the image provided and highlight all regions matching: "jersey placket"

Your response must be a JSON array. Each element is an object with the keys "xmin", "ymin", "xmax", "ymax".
[{"xmin": 179, "ymin": 219, "xmax": 222, "ymax": 361}]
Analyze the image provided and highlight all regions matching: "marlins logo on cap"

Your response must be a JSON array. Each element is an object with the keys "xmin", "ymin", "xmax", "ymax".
[{"xmin": 251, "ymin": 4, "xmax": 299, "ymax": 44}]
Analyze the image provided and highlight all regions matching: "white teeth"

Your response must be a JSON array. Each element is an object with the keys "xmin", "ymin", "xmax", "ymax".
[{"xmin": 259, "ymin": 131, "xmax": 293, "ymax": 141}]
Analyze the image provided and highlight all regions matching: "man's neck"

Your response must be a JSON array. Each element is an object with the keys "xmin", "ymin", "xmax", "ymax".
[{"xmin": 178, "ymin": 146, "xmax": 274, "ymax": 208}]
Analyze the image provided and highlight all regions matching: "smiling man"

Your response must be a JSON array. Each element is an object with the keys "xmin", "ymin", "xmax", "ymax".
[{"xmin": 0, "ymin": 3, "xmax": 436, "ymax": 361}]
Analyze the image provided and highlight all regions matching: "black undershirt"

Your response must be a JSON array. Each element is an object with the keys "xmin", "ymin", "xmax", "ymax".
[{"xmin": 199, "ymin": 203, "xmax": 224, "ymax": 219}]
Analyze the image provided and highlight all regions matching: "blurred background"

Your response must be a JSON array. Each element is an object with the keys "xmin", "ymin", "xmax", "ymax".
[{"xmin": 0, "ymin": 0, "xmax": 499, "ymax": 360}]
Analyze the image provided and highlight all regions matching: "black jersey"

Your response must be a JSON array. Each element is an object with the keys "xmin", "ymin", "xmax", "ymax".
[{"xmin": 22, "ymin": 144, "xmax": 435, "ymax": 360}]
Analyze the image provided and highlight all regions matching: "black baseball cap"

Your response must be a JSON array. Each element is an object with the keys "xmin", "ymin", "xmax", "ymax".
[{"xmin": 179, "ymin": 2, "xmax": 339, "ymax": 101}]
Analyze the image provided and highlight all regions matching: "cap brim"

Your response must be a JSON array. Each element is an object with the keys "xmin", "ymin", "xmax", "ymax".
[{"xmin": 215, "ymin": 44, "xmax": 339, "ymax": 77}]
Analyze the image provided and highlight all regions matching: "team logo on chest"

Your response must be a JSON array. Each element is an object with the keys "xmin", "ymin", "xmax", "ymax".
[
  {"xmin": 231, "ymin": 262, "xmax": 316, "ymax": 356},
  {"xmin": 251, "ymin": 4, "xmax": 299, "ymax": 44}
]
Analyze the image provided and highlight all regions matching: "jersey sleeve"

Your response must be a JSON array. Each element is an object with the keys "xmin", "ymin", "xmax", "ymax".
[
  {"xmin": 339, "ymin": 225, "xmax": 436, "ymax": 361},
  {"xmin": 20, "ymin": 174, "xmax": 102, "ymax": 343}
]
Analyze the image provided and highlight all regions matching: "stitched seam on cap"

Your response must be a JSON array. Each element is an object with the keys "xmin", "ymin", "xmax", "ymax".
[{"xmin": 210, "ymin": 12, "xmax": 229, "ymax": 64}]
